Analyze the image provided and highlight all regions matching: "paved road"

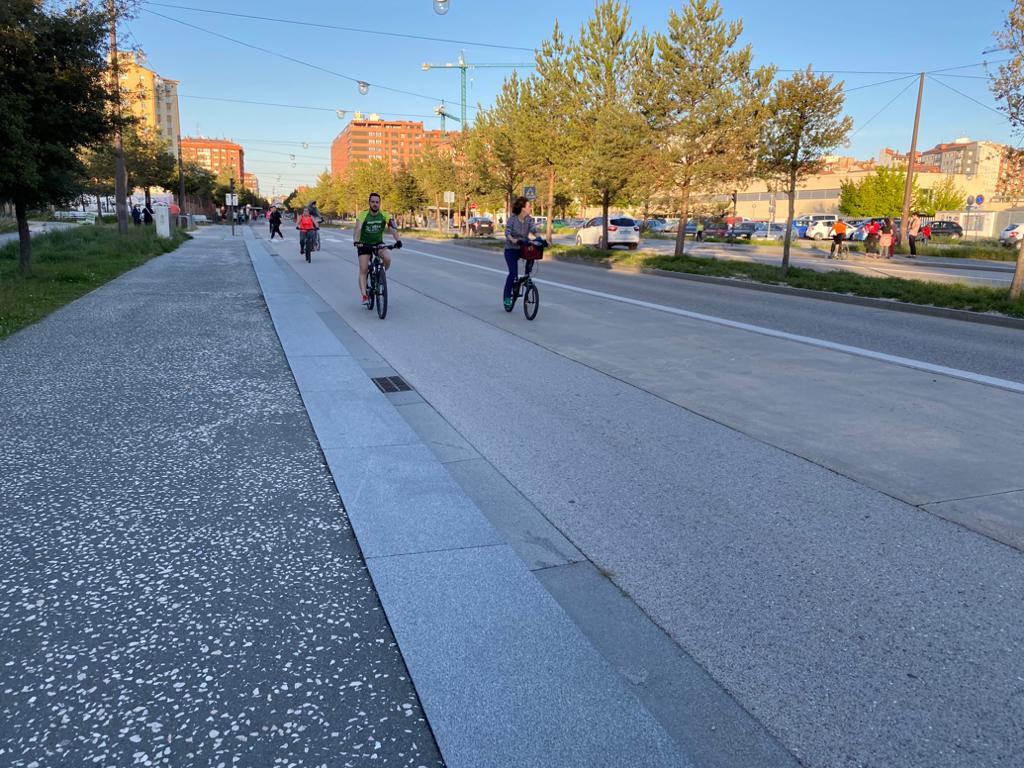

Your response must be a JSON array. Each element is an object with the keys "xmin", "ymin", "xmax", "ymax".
[
  {"xmin": 546, "ymin": 233, "xmax": 1017, "ymax": 286},
  {"xmin": 266, "ymin": 226, "xmax": 1024, "ymax": 768},
  {"xmin": 0, "ymin": 231, "xmax": 444, "ymax": 767}
]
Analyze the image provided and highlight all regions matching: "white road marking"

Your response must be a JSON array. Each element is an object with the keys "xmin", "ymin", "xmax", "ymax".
[{"xmin": 405, "ymin": 245, "xmax": 1024, "ymax": 396}]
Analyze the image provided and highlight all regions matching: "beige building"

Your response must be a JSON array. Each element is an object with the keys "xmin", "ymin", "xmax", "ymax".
[{"xmin": 112, "ymin": 50, "xmax": 181, "ymax": 157}]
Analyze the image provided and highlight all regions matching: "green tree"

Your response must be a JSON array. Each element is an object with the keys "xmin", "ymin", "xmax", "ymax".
[
  {"xmin": 641, "ymin": 0, "xmax": 774, "ymax": 256},
  {"xmin": 563, "ymin": 0, "xmax": 653, "ymax": 249},
  {"xmin": 172, "ymin": 161, "xmax": 215, "ymax": 204},
  {"xmin": 466, "ymin": 70, "xmax": 533, "ymax": 219},
  {"xmin": 836, "ymin": 167, "xmax": 919, "ymax": 218},
  {"xmin": 338, "ymin": 159, "xmax": 394, "ymax": 215},
  {"xmin": 988, "ymin": 0, "xmax": 1024, "ymax": 299},
  {"xmin": 81, "ymin": 144, "xmax": 116, "ymax": 216},
  {"xmin": 124, "ymin": 126, "xmax": 176, "ymax": 208},
  {"xmin": 411, "ymin": 146, "xmax": 461, "ymax": 231},
  {"xmin": 392, "ymin": 168, "xmax": 427, "ymax": 224},
  {"xmin": 916, "ymin": 175, "xmax": 966, "ymax": 217},
  {"xmin": 758, "ymin": 66, "xmax": 852, "ymax": 273},
  {"xmin": 0, "ymin": 1, "xmax": 117, "ymax": 273}
]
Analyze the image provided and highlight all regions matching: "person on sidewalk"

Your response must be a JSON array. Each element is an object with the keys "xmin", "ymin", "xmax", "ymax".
[
  {"xmin": 269, "ymin": 208, "xmax": 284, "ymax": 240},
  {"xmin": 296, "ymin": 207, "xmax": 318, "ymax": 262},
  {"xmin": 696, "ymin": 219, "xmax": 705, "ymax": 241},
  {"xmin": 864, "ymin": 219, "xmax": 880, "ymax": 255},
  {"xmin": 131, "ymin": 205, "xmax": 142, "ymax": 226},
  {"xmin": 353, "ymin": 192, "xmax": 402, "ymax": 306},
  {"xmin": 503, "ymin": 196, "xmax": 543, "ymax": 310},
  {"xmin": 908, "ymin": 213, "xmax": 921, "ymax": 257},
  {"xmin": 828, "ymin": 219, "xmax": 847, "ymax": 257}
]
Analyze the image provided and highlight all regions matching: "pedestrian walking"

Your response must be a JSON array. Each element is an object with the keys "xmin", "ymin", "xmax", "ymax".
[
  {"xmin": 696, "ymin": 219, "xmax": 705, "ymax": 241},
  {"xmin": 269, "ymin": 208, "xmax": 284, "ymax": 240},
  {"xmin": 131, "ymin": 205, "xmax": 142, "ymax": 226},
  {"xmin": 908, "ymin": 213, "xmax": 921, "ymax": 257}
]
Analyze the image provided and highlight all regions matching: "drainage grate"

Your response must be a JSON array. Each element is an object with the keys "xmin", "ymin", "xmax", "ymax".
[{"xmin": 371, "ymin": 375, "xmax": 413, "ymax": 393}]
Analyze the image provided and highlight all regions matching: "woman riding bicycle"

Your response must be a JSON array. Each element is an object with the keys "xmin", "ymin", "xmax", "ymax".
[
  {"xmin": 297, "ymin": 206, "xmax": 318, "ymax": 262},
  {"xmin": 504, "ymin": 196, "xmax": 544, "ymax": 310}
]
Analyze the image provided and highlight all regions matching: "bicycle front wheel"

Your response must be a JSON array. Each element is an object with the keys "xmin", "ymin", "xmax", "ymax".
[
  {"xmin": 376, "ymin": 268, "xmax": 388, "ymax": 319},
  {"xmin": 523, "ymin": 281, "xmax": 539, "ymax": 320}
]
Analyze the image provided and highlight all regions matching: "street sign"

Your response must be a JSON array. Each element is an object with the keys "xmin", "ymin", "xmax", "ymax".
[
  {"xmin": 975, "ymin": 194, "xmax": 985, "ymax": 206},
  {"xmin": 225, "ymin": 193, "xmax": 239, "ymax": 206},
  {"xmin": 523, "ymin": 186, "xmax": 537, "ymax": 200},
  {"xmin": 443, "ymin": 190, "xmax": 455, "ymax": 203}
]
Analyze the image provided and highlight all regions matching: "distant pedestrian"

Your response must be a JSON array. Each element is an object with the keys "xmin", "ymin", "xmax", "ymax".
[
  {"xmin": 864, "ymin": 219, "xmax": 880, "ymax": 254},
  {"xmin": 269, "ymin": 208, "xmax": 284, "ymax": 239},
  {"xmin": 130, "ymin": 205, "xmax": 141, "ymax": 225},
  {"xmin": 880, "ymin": 218, "xmax": 894, "ymax": 259},
  {"xmin": 922, "ymin": 223, "xmax": 931, "ymax": 242},
  {"xmin": 696, "ymin": 219, "xmax": 704, "ymax": 241},
  {"xmin": 908, "ymin": 213, "xmax": 921, "ymax": 257}
]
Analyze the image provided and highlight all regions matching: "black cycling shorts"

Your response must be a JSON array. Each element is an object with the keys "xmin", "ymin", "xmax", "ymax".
[
  {"xmin": 357, "ymin": 244, "xmax": 378, "ymax": 257},
  {"xmin": 832, "ymin": 234, "xmax": 845, "ymax": 244}
]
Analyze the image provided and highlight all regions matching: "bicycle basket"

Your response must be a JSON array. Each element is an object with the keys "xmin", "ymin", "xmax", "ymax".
[{"xmin": 520, "ymin": 242, "xmax": 544, "ymax": 260}]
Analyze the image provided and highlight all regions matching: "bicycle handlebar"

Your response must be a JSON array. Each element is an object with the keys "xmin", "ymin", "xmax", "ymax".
[{"xmin": 354, "ymin": 241, "xmax": 401, "ymax": 250}]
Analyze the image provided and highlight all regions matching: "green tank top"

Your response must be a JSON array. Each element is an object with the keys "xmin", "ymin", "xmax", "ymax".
[{"xmin": 357, "ymin": 210, "xmax": 391, "ymax": 245}]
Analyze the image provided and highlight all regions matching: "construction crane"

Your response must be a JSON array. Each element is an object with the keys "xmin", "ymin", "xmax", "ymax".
[{"xmin": 421, "ymin": 51, "xmax": 533, "ymax": 131}]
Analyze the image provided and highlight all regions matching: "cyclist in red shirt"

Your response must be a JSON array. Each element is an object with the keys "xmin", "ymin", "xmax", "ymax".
[{"xmin": 296, "ymin": 207, "xmax": 318, "ymax": 263}]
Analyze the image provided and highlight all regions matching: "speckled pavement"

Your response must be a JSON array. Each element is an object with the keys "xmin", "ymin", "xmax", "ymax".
[{"xmin": 0, "ymin": 228, "xmax": 445, "ymax": 767}]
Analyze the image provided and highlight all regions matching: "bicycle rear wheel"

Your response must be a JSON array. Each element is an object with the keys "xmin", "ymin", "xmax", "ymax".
[
  {"xmin": 376, "ymin": 268, "xmax": 388, "ymax": 319},
  {"xmin": 523, "ymin": 281, "xmax": 539, "ymax": 320}
]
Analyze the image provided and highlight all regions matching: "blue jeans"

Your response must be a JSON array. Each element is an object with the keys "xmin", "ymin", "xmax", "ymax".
[{"xmin": 504, "ymin": 248, "xmax": 533, "ymax": 299}]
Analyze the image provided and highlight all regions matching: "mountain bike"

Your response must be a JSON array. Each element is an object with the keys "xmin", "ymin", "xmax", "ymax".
[
  {"xmin": 299, "ymin": 227, "xmax": 318, "ymax": 262},
  {"xmin": 505, "ymin": 239, "xmax": 545, "ymax": 321},
  {"xmin": 363, "ymin": 242, "xmax": 398, "ymax": 319}
]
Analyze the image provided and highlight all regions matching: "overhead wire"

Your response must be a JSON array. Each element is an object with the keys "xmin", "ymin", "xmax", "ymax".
[
  {"xmin": 142, "ymin": 8, "xmax": 475, "ymax": 109},
  {"xmin": 142, "ymin": 1, "xmax": 537, "ymax": 52},
  {"xmin": 178, "ymin": 94, "xmax": 439, "ymax": 119},
  {"xmin": 928, "ymin": 75, "xmax": 1008, "ymax": 119},
  {"xmin": 848, "ymin": 77, "xmax": 918, "ymax": 139}
]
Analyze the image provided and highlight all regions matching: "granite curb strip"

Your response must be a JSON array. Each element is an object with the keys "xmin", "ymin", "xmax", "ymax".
[
  {"xmin": 242, "ymin": 232, "xmax": 694, "ymax": 768},
  {"xmin": 544, "ymin": 253, "xmax": 1024, "ymax": 331}
]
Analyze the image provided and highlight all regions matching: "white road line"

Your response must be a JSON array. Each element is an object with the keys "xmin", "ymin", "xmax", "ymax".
[{"xmin": 405, "ymin": 246, "xmax": 1024, "ymax": 396}]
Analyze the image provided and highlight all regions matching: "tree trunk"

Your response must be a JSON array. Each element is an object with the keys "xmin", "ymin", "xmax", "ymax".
[
  {"xmin": 673, "ymin": 184, "xmax": 691, "ymax": 258},
  {"xmin": 1011, "ymin": 236, "xmax": 1024, "ymax": 301},
  {"xmin": 15, "ymin": 199, "xmax": 31, "ymax": 276},
  {"xmin": 144, "ymin": 187, "xmax": 152, "ymax": 208},
  {"xmin": 96, "ymin": 195, "xmax": 103, "ymax": 218},
  {"xmin": 601, "ymin": 189, "xmax": 610, "ymax": 250},
  {"xmin": 781, "ymin": 173, "xmax": 797, "ymax": 277},
  {"xmin": 546, "ymin": 166, "xmax": 555, "ymax": 243}
]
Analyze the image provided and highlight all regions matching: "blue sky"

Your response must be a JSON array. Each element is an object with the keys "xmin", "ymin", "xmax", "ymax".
[{"xmin": 123, "ymin": 0, "xmax": 1016, "ymax": 199}]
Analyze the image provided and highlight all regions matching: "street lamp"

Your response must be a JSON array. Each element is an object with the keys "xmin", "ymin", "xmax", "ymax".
[
  {"xmin": 433, "ymin": 0, "xmax": 449, "ymax": 15},
  {"xmin": 336, "ymin": 109, "xmax": 347, "ymax": 120},
  {"xmin": 358, "ymin": 81, "xmax": 369, "ymax": 95}
]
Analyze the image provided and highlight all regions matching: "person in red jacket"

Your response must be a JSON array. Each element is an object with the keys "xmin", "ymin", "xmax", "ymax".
[{"xmin": 296, "ymin": 207, "xmax": 318, "ymax": 262}]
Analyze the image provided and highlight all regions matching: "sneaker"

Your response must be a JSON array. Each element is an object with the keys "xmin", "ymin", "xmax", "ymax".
[
  {"xmin": 503, "ymin": 297, "xmax": 513, "ymax": 310},
  {"xmin": 362, "ymin": 294, "xmax": 370, "ymax": 307}
]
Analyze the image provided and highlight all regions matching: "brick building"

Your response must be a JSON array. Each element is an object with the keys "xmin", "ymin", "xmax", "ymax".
[
  {"xmin": 331, "ymin": 116, "xmax": 447, "ymax": 177},
  {"xmin": 243, "ymin": 173, "xmax": 260, "ymax": 197},
  {"xmin": 181, "ymin": 138, "xmax": 245, "ymax": 182}
]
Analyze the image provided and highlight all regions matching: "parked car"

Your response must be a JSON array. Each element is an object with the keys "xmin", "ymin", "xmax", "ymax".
[
  {"xmin": 729, "ymin": 221, "xmax": 761, "ymax": 239},
  {"xmin": 793, "ymin": 217, "xmax": 811, "ymax": 238},
  {"xmin": 804, "ymin": 215, "xmax": 841, "ymax": 240},
  {"xmin": 467, "ymin": 216, "xmax": 494, "ymax": 236},
  {"xmin": 927, "ymin": 220, "xmax": 963, "ymax": 239},
  {"xmin": 704, "ymin": 220, "xmax": 731, "ymax": 238},
  {"xmin": 752, "ymin": 222, "xmax": 794, "ymax": 241},
  {"xmin": 532, "ymin": 215, "xmax": 549, "ymax": 232},
  {"xmin": 999, "ymin": 223, "xmax": 1024, "ymax": 246},
  {"xmin": 575, "ymin": 216, "xmax": 641, "ymax": 248}
]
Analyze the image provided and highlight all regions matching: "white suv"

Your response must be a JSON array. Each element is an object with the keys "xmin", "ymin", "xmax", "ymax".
[{"xmin": 804, "ymin": 215, "xmax": 840, "ymax": 240}]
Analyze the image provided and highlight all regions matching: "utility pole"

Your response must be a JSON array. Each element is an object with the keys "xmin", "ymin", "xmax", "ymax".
[
  {"xmin": 108, "ymin": 0, "xmax": 129, "ymax": 234},
  {"xmin": 900, "ymin": 73, "xmax": 925, "ymax": 248},
  {"xmin": 229, "ymin": 177, "xmax": 235, "ymax": 236}
]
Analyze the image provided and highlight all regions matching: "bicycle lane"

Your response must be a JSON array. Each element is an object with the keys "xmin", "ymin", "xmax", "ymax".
[{"xmin": 249, "ymin": 228, "xmax": 694, "ymax": 768}]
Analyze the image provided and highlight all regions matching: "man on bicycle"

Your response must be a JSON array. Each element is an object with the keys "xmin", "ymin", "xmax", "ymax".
[
  {"xmin": 353, "ymin": 192, "xmax": 401, "ymax": 306},
  {"xmin": 828, "ymin": 219, "xmax": 847, "ymax": 257}
]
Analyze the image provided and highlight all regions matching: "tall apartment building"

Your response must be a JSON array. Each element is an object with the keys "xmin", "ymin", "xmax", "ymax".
[
  {"xmin": 180, "ymin": 138, "xmax": 245, "ymax": 182},
  {"xmin": 112, "ymin": 50, "xmax": 181, "ymax": 156},
  {"xmin": 243, "ymin": 173, "xmax": 260, "ymax": 197},
  {"xmin": 331, "ymin": 116, "xmax": 448, "ymax": 177}
]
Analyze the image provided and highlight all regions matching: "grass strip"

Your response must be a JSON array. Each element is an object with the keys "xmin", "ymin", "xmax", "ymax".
[
  {"xmin": 0, "ymin": 224, "xmax": 191, "ymax": 339},
  {"xmin": 547, "ymin": 245, "xmax": 1024, "ymax": 319}
]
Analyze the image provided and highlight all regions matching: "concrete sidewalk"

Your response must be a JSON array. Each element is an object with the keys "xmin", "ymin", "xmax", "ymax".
[{"xmin": 0, "ymin": 228, "xmax": 444, "ymax": 767}]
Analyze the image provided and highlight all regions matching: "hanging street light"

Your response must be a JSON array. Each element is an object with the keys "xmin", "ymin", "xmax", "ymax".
[
  {"xmin": 433, "ymin": 0, "xmax": 450, "ymax": 15},
  {"xmin": 336, "ymin": 109, "xmax": 347, "ymax": 120},
  {"xmin": 358, "ymin": 81, "xmax": 369, "ymax": 95}
]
